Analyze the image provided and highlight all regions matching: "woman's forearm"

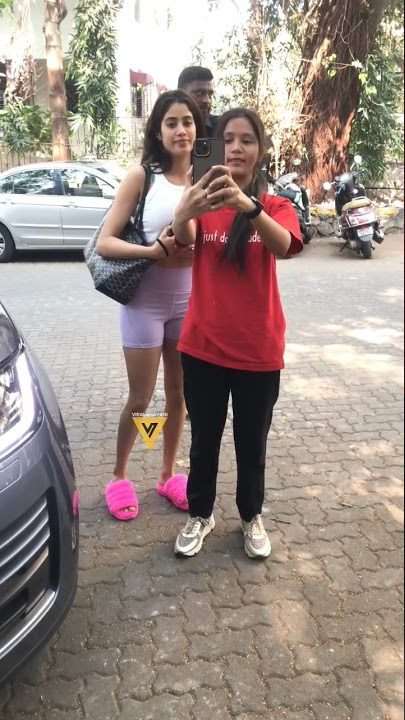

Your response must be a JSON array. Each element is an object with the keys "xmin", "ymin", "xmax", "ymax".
[
  {"xmin": 172, "ymin": 211, "xmax": 196, "ymax": 246},
  {"xmin": 96, "ymin": 235, "xmax": 153, "ymax": 259},
  {"xmin": 251, "ymin": 212, "xmax": 291, "ymax": 256}
]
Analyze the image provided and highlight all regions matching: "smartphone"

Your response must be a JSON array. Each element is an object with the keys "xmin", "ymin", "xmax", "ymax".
[{"xmin": 192, "ymin": 138, "xmax": 225, "ymax": 186}]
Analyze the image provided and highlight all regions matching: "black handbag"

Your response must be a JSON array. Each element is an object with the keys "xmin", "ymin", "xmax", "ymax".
[{"xmin": 84, "ymin": 164, "xmax": 153, "ymax": 305}]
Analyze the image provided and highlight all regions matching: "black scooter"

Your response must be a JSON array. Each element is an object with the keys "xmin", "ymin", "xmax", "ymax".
[
  {"xmin": 265, "ymin": 160, "xmax": 313, "ymax": 244},
  {"xmin": 323, "ymin": 155, "xmax": 384, "ymax": 258}
]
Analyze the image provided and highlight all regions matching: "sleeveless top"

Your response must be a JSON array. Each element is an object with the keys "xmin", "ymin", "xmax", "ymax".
[{"xmin": 141, "ymin": 171, "xmax": 185, "ymax": 246}]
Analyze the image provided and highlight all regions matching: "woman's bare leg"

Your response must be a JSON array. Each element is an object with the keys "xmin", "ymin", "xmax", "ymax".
[
  {"xmin": 113, "ymin": 346, "xmax": 162, "ymax": 512},
  {"xmin": 158, "ymin": 338, "xmax": 186, "ymax": 485}
]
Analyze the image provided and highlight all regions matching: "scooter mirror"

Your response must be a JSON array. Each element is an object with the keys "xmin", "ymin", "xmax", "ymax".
[
  {"xmin": 323, "ymin": 181, "xmax": 332, "ymax": 191},
  {"xmin": 293, "ymin": 158, "xmax": 301, "ymax": 166},
  {"xmin": 354, "ymin": 154, "xmax": 362, "ymax": 164}
]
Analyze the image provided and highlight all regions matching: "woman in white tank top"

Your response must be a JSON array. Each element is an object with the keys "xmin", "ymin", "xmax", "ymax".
[{"xmin": 96, "ymin": 90, "xmax": 205, "ymax": 520}]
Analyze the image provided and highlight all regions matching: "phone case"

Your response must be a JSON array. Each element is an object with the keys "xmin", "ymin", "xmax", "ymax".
[{"xmin": 192, "ymin": 138, "xmax": 225, "ymax": 185}]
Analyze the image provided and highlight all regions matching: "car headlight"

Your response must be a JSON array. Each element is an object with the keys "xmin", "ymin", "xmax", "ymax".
[{"xmin": 0, "ymin": 313, "xmax": 43, "ymax": 458}]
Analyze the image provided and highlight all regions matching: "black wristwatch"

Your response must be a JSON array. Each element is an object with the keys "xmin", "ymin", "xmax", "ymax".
[{"xmin": 243, "ymin": 196, "xmax": 264, "ymax": 219}]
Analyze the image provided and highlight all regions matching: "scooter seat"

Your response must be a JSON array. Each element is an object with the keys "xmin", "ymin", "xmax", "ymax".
[{"xmin": 342, "ymin": 197, "xmax": 373, "ymax": 212}]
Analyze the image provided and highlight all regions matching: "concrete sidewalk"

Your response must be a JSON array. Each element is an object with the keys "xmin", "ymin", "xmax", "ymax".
[{"xmin": 0, "ymin": 234, "xmax": 403, "ymax": 719}]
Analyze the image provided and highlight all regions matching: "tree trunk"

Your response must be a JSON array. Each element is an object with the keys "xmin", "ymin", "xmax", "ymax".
[
  {"xmin": 246, "ymin": 0, "xmax": 275, "ymax": 130},
  {"xmin": 5, "ymin": 0, "xmax": 36, "ymax": 104},
  {"xmin": 44, "ymin": 0, "xmax": 71, "ymax": 161},
  {"xmin": 298, "ymin": 0, "xmax": 388, "ymax": 200}
]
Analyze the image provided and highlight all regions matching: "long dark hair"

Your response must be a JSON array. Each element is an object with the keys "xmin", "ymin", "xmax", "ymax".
[
  {"xmin": 216, "ymin": 108, "xmax": 267, "ymax": 271},
  {"xmin": 141, "ymin": 90, "xmax": 205, "ymax": 172}
]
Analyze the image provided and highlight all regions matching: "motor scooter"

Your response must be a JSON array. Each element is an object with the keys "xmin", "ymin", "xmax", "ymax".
[
  {"xmin": 323, "ymin": 155, "xmax": 384, "ymax": 259},
  {"xmin": 266, "ymin": 159, "xmax": 314, "ymax": 244}
]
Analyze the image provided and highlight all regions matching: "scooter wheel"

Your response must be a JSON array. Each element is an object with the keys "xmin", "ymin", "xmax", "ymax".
[
  {"xmin": 300, "ymin": 220, "xmax": 312, "ymax": 244},
  {"xmin": 361, "ymin": 241, "xmax": 372, "ymax": 259}
]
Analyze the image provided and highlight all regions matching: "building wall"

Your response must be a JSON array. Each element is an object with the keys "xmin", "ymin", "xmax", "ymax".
[
  {"xmin": 0, "ymin": 0, "xmax": 241, "ymax": 139},
  {"xmin": 34, "ymin": 59, "xmax": 50, "ymax": 111},
  {"xmin": 0, "ymin": 0, "xmax": 161, "ymax": 118},
  {"xmin": 0, "ymin": 0, "xmax": 76, "ymax": 61}
]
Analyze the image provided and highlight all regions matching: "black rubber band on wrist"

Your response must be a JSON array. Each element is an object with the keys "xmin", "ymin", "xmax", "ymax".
[{"xmin": 156, "ymin": 238, "xmax": 169, "ymax": 257}]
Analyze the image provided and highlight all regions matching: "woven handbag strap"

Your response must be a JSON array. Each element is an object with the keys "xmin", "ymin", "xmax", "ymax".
[{"xmin": 133, "ymin": 163, "xmax": 152, "ymax": 232}]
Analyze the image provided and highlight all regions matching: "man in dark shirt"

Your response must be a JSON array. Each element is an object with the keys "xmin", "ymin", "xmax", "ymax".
[{"xmin": 177, "ymin": 66, "xmax": 219, "ymax": 137}]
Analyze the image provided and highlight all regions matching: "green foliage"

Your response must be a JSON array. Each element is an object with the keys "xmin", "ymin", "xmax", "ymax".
[
  {"xmin": 0, "ymin": 0, "xmax": 12, "ymax": 12},
  {"xmin": 0, "ymin": 99, "xmax": 51, "ymax": 156},
  {"xmin": 215, "ymin": 1, "xmax": 286, "ymax": 114},
  {"xmin": 212, "ymin": 1, "xmax": 403, "ymax": 181},
  {"xmin": 350, "ymin": 7, "xmax": 404, "ymax": 182},
  {"xmin": 69, "ymin": 112, "xmax": 130, "ymax": 161},
  {"xmin": 213, "ymin": 1, "xmax": 303, "ymax": 174},
  {"xmin": 66, "ymin": 0, "xmax": 118, "ymax": 156}
]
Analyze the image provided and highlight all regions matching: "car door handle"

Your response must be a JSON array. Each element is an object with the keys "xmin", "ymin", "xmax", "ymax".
[{"xmin": 68, "ymin": 201, "xmax": 77, "ymax": 207}]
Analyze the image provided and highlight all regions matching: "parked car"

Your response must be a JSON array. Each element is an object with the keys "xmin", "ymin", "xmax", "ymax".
[
  {"xmin": 0, "ymin": 162, "xmax": 121, "ymax": 262},
  {"xmin": 76, "ymin": 160, "xmax": 127, "ymax": 185},
  {"xmin": 0, "ymin": 301, "xmax": 79, "ymax": 684}
]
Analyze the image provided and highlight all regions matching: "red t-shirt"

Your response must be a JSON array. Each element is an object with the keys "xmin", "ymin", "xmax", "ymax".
[{"xmin": 178, "ymin": 194, "xmax": 302, "ymax": 371}]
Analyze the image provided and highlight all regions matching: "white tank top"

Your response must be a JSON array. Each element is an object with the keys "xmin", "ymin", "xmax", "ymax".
[{"xmin": 141, "ymin": 171, "xmax": 185, "ymax": 245}]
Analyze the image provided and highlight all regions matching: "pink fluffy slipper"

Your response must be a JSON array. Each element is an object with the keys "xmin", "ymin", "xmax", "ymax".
[
  {"xmin": 156, "ymin": 474, "xmax": 188, "ymax": 511},
  {"xmin": 105, "ymin": 479, "xmax": 139, "ymax": 520}
]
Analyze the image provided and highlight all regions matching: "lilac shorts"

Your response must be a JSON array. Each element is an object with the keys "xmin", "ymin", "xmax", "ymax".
[{"xmin": 120, "ymin": 265, "xmax": 192, "ymax": 349}]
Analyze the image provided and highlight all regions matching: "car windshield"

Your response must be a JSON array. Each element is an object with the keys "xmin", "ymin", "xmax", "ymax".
[
  {"xmin": 97, "ymin": 168, "xmax": 123, "ymax": 184},
  {"xmin": 75, "ymin": 162, "xmax": 123, "ymax": 184}
]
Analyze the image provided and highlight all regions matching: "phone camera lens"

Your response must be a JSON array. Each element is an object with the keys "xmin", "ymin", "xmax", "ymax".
[{"xmin": 195, "ymin": 139, "xmax": 210, "ymax": 157}]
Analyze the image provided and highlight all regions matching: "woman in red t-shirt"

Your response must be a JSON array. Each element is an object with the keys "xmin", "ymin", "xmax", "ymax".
[{"xmin": 171, "ymin": 108, "xmax": 302, "ymax": 559}]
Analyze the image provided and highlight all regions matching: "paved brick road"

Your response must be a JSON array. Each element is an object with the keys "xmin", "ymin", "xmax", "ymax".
[{"xmin": 0, "ymin": 234, "xmax": 403, "ymax": 720}]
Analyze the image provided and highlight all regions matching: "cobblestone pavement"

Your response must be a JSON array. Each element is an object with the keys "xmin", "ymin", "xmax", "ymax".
[{"xmin": 0, "ymin": 234, "xmax": 403, "ymax": 720}]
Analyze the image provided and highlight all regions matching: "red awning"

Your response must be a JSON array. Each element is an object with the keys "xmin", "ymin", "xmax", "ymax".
[{"xmin": 130, "ymin": 70, "xmax": 154, "ymax": 86}]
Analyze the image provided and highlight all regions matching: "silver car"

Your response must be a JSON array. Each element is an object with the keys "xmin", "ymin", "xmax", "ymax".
[{"xmin": 0, "ymin": 162, "xmax": 120, "ymax": 262}]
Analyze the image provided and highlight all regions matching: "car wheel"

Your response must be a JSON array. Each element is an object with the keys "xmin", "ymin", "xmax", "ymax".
[{"xmin": 0, "ymin": 224, "xmax": 16, "ymax": 263}]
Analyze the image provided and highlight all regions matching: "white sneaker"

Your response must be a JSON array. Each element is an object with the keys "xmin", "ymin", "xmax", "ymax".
[
  {"xmin": 241, "ymin": 514, "xmax": 271, "ymax": 559},
  {"xmin": 174, "ymin": 515, "xmax": 215, "ymax": 557}
]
